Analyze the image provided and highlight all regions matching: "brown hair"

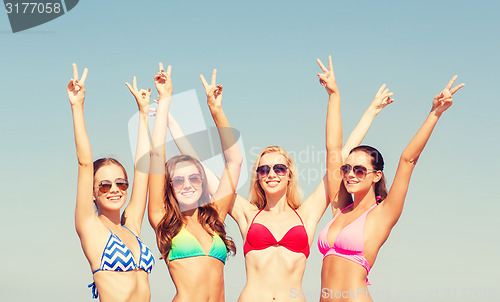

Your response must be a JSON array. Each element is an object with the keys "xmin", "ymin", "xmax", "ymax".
[
  {"xmin": 92, "ymin": 158, "xmax": 129, "ymax": 223},
  {"xmin": 93, "ymin": 158, "xmax": 128, "ymax": 180},
  {"xmin": 155, "ymin": 155, "xmax": 236, "ymax": 260},
  {"xmin": 349, "ymin": 146, "xmax": 388, "ymax": 202},
  {"xmin": 248, "ymin": 146, "xmax": 303, "ymax": 210}
]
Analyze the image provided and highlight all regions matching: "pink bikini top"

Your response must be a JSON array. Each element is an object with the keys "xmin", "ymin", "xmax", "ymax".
[
  {"xmin": 244, "ymin": 207, "xmax": 310, "ymax": 258},
  {"xmin": 317, "ymin": 203, "xmax": 378, "ymax": 285}
]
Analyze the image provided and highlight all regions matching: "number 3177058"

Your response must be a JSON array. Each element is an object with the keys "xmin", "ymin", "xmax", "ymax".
[{"xmin": 5, "ymin": 2, "xmax": 62, "ymax": 14}]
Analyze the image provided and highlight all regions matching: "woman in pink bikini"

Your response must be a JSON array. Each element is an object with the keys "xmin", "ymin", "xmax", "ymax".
[{"xmin": 318, "ymin": 75, "xmax": 465, "ymax": 301}]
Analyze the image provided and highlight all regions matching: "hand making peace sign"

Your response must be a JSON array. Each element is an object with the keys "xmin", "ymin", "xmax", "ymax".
[
  {"xmin": 317, "ymin": 55, "xmax": 339, "ymax": 97},
  {"xmin": 67, "ymin": 63, "xmax": 88, "ymax": 106},
  {"xmin": 370, "ymin": 83, "xmax": 395, "ymax": 115},
  {"xmin": 125, "ymin": 76, "xmax": 151, "ymax": 114},
  {"xmin": 432, "ymin": 75, "xmax": 465, "ymax": 115},
  {"xmin": 200, "ymin": 69, "xmax": 223, "ymax": 109},
  {"xmin": 154, "ymin": 62, "xmax": 173, "ymax": 100}
]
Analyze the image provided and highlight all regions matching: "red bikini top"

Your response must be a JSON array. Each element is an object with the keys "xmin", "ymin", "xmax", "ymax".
[{"xmin": 243, "ymin": 207, "xmax": 310, "ymax": 258}]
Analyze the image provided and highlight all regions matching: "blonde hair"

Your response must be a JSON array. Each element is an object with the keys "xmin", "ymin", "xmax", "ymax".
[{"xmin": 248, "ymin": 146, "xmax": 302, "ymax": 209}]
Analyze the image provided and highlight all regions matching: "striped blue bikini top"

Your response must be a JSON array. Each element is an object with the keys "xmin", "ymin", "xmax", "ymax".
[{"xmin": 88, "ymin": 226, "xmax": 155, "ymax": 298}]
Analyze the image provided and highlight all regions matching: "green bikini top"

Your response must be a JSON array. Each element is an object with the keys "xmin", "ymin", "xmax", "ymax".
[{"xmin": 168, "ymin": 227, "xmax": 227, "ymax": 264}]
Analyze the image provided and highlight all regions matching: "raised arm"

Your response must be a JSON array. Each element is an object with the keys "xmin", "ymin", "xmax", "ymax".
[
  {"xmin": 304, "ymin": 84, "xmax": 394, "ymax": 213},
  {"xmin": 342, "ymin": 84, "xmax": 394, "ymax": 160},
  {"xmin": 148, "ymin": 63, "xmax": 173, "ymax": 229},
  {"xmin": 166, "ymin": 113, "xmax": 221, "ymax": 196},
  {"xmin": 300, "ymin": 55, "xmax": 343, "ymax": 228},
  {"xmin": 200, "ymin": 70, "xmax": 243, "ymax": 221},
  {"xmin": 167, "ymin": 113, "xmax": 201, "ymax": 159},
  {"xmin": 68, "ymin": 64, "xmax": 96, "ymax": 236},
  {"xmin": 321, "ymin": 56, "xmax": 344, "ymax": 208},
  {"xmin": 121, "ymin": 77, "xmax": 151, "ymax": 234},
  {"xmin": 379, "ymin": 75, "xmax": 465, "ymax": 228}
]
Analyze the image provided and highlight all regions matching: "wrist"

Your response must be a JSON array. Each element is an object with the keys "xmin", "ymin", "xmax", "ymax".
[
  {"xmin": 429, "ymin": 109, "xmax": 442, "ymax": 118},
  {"xmin": 365, "ymin": 106, "xmax": 379, "ymax": 117},
  {"xmin": 328, "ymin": 93, "xmax": 340, "ymax": 102},
  {"xmin": 70, "ymin": 103, "xmax": 84, "ymax": 110},
  {"xmin": 209, "ymin": 105, "xmax": 223, "ymax": 114},
  {"xmin": 158, "ymin": 93, "xmax": 172, "ymax": 101}
]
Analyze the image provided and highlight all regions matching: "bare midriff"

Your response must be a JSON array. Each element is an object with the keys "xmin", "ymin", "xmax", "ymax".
[
  {"xmin": 168, "ymin": 256, "xmax": 225, "ymax": 302},
  {"xmin": 320, "ymin": 256, "xmax": 371, "ymax": 302},
  {"xmin": 238, "ymin": 246, "xmax": 307, "ymax": 302},
  {"xmin": 92, "ymin": 270, "xmax": 150, "ymax": 302}
]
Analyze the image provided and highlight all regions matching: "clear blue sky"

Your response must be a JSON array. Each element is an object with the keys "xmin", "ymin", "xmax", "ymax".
[{"xmin": 1, "ymin": 1, "xmax": 499, "ymax": 301}]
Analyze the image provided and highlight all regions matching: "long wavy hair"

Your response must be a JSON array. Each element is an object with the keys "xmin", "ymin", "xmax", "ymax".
[
  {"xmin": 349, "ymin": 145, "xmax": 388, "ymax": 202},
  {"xmin": 155, "ymin": 155, "xmax": 236, "ymax": 260},
  {"xmin": 248, "ymin": 146, "xmax": 303, "ymax": 210},
  {"xmin": 92, "ymin": 158, "xmax": 129, "ymax": 224}
]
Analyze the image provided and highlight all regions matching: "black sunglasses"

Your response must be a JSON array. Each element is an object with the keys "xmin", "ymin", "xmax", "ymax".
[
  {"xmin": 340, "ymin": 164, "xmax": 378, "ymax": 179},
  {"xmin": 256, "ymin": 164, "xmax": 288, "ymax": 178},
  {"xmin": 98, "ymin": 178, "xmax": 129, "ymax": 193}
]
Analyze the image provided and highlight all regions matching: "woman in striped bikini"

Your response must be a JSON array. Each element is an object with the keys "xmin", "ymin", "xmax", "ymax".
[{"xmin": 68, "ymin": 63, "xmax": 155, "ymax": 301}]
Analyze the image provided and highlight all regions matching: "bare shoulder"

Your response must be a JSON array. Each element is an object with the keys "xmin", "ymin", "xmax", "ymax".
[{"xmin": 78, "ymin": 219, "xmax": 113, "ymax": 268}]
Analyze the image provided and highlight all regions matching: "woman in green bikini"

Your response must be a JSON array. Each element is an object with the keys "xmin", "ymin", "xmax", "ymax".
[{"xmin": 147, "ymin": 64, "xmax": 243, "ymax": 302}]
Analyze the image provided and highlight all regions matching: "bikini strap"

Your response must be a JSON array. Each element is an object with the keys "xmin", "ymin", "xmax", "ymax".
[
  {"xmin": 341, "ymin": 203, "xmax": 353, "ymax": 212},
  {"xmin": 250, "ymin": 209, "xmax": 264, "ymax": 224},
  {"xmin": 290, "ymin": 206, "xmax": 305, "ymax": 226},
  {"xmin": 122, "ymin": 225, "xmax": 139, "ymax": 239},
  {"xmin": 88, "ymin": 282, "xmax": 98, "ymax": 299},
  {"xmin": 365, "ymin": 203, "xmax": 378, "ymax": 215},
  {"xmin": 330, "ymin": 203, "xmax": 353, "ymax": 223}
]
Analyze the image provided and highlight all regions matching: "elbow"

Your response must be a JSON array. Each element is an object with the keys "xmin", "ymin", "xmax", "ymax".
[
  {"xmin": 400, "ymin": 152, "xmax": 419, "ymax": 166},
  {"xmin": 150, "ymin": 149, "xmax": 164, "ymax": 159},
  {"xmin": 150, "ymin": 143, "xmax": 165, "ymax": 157},
  {"xmin": 326, "ymin": 143, "xmax": 340, "ymax": 150},
  {"xmin": 78, "ymin": 161, "xmax": 92, "ymax": 168},
  {"xmin": 326, "ymin": 142, "xmax": 342, "ymax": 155},
  {"xmin": 233, "ymin": 154, "xmax": 244, "ymax": 166},
  {"xmin": 227, "ymin": 160, "xmax": 243, "ymax": 172},
  {"xmin": 326, "ymin": 137, "xmax": 342, "ymax": 152},
  {"xmin": 224, "ymin": 151, "xmax": 243, "ymax": 167}
]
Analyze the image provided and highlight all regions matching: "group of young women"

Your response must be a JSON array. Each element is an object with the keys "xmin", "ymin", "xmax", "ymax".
[{"xmin": 68, "ymin": 56, "xmax": 464, "ymax": 301}]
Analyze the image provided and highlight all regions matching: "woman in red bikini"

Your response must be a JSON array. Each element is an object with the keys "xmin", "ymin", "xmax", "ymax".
[{"xmin": 318, "ymin": 75, "xmax": 465, "ymax": 301}]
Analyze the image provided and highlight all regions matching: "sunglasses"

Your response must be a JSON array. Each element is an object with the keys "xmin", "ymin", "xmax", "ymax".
[
  {"xmin": 98, "ymin": 178, "xmax": 129, "ymax": 193},
  {"xmin": 340, "ymin": 164, "xmax": 378, "ymax": 179},
  {"xmin": 256, "ymin": 164, "xmax": 288, "ymax": 178},
  {"xmin": 171, "ymin": 173, "xmax": 203, "ymax": 190}
]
